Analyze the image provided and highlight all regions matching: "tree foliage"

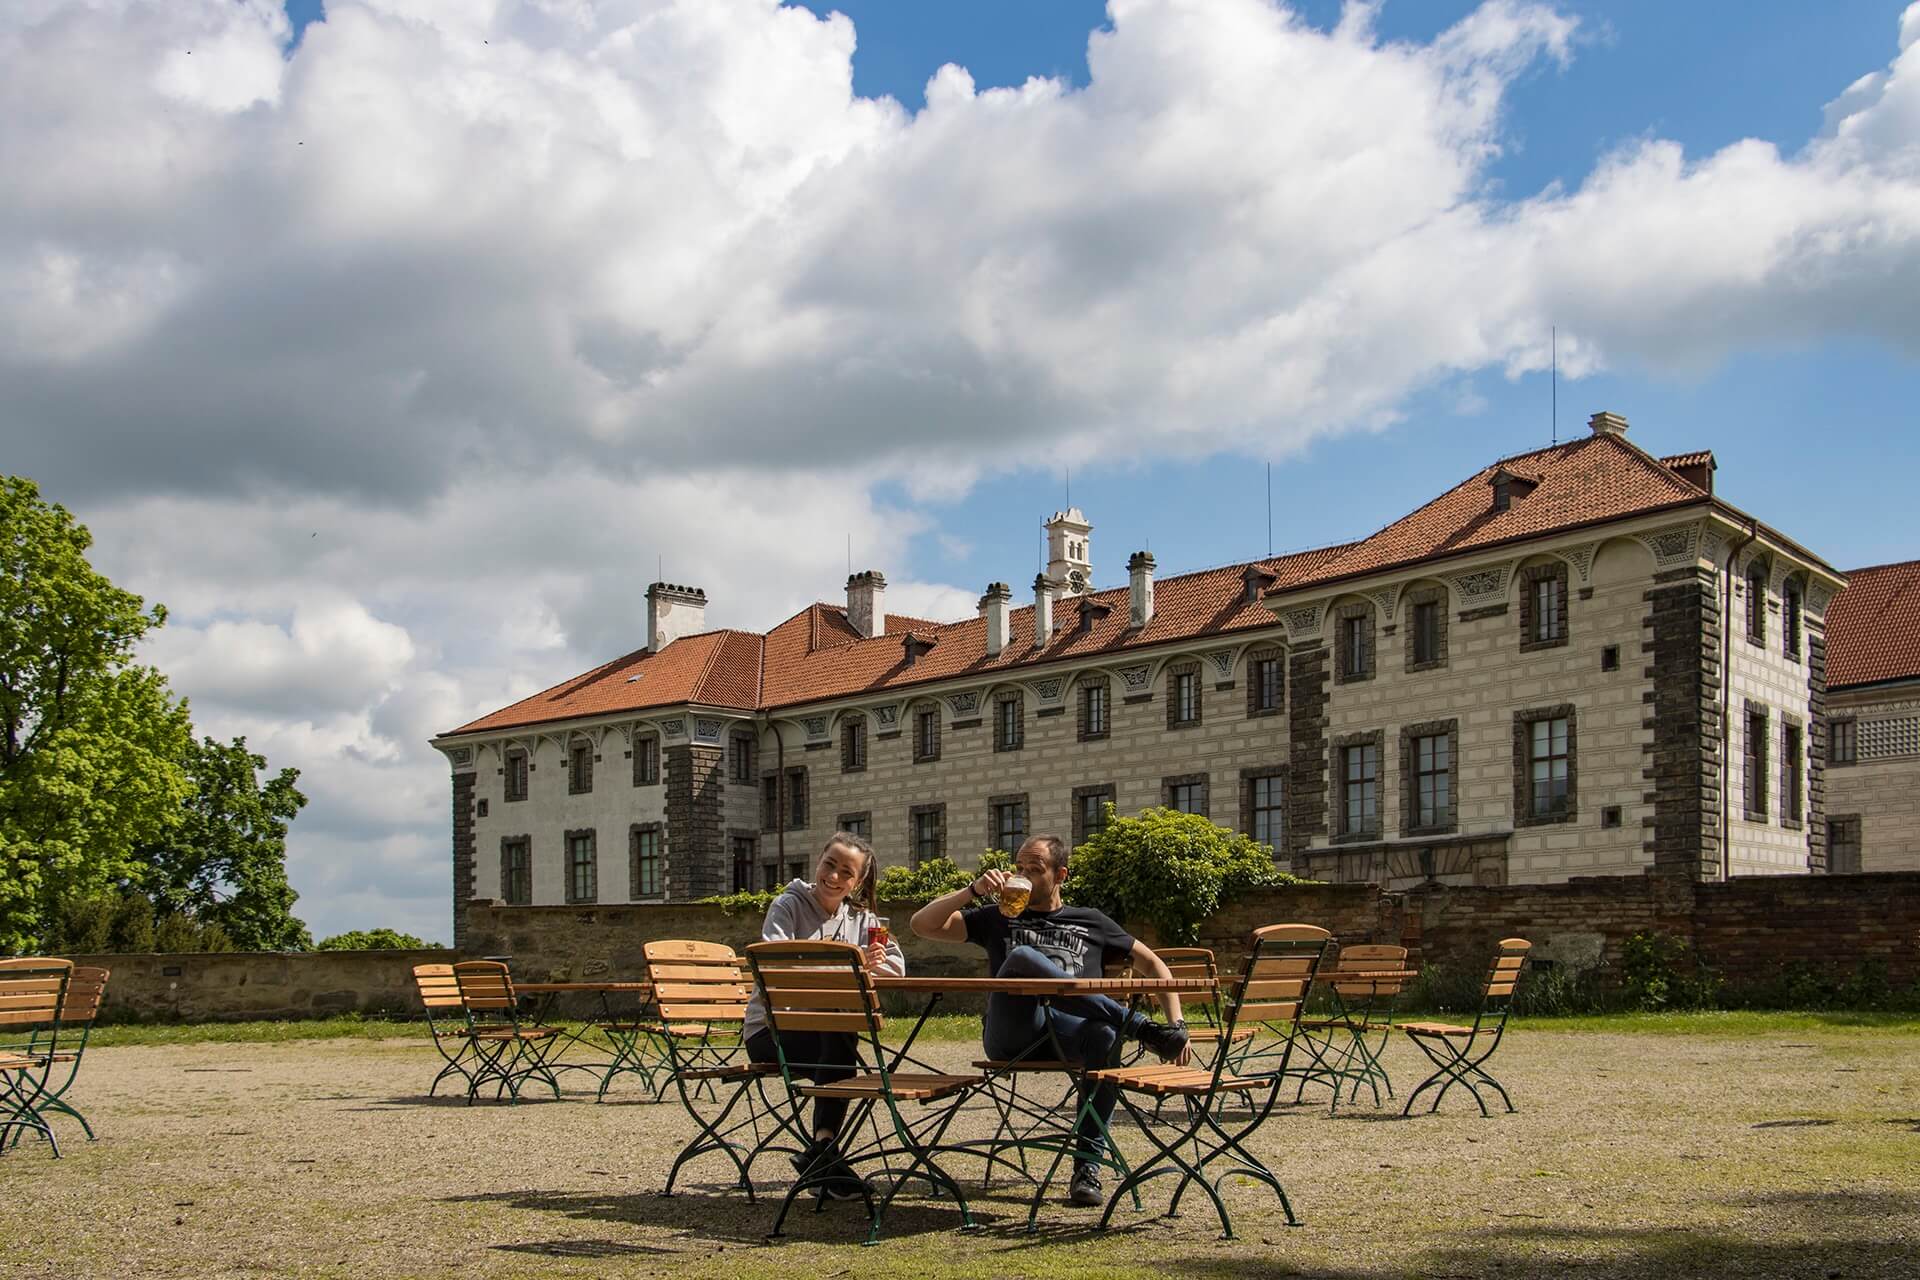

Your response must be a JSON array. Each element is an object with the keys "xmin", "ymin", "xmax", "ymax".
[
  {"xmin": 315, "ymin": 928, "xmax": 436, "ymax": 951},
  {"xmin": 1063, "ymin": 806, "xmax": 1298, "ymax": 945},
  {"xmin": 873, "ymin": 850, "xmax": 1012, "ymax": 903}
]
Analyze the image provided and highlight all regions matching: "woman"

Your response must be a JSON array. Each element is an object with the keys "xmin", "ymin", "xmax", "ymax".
[{"xmin": 742, "ymin": 831, "xmax": 904, "ymax": 1194}]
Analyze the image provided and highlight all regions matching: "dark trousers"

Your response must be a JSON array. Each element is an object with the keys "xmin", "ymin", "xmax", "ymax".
[
  {"xmin": 981, "ymin": 945, "xmax": 1143, "ymax": 1158},
  {"xmin": 746, "ymin": 1026, "xmax": 856, "ymax": 1138}
]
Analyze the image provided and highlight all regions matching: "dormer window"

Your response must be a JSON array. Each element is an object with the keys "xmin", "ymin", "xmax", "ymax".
[
  {"xmin": 902, "ymin": 633, "xmax": 936, "ymax": 667},
  {"xmin": 1077, "ymin": 598, "xmax": 1112, "ymax": 636},
  {"xmin": 1242, "ymin": 566, "xmax": 1277, "ymax": 605},
  {"xmin": 1490, "ymin": 469, "xmax": 1537, "ymax": 514}
]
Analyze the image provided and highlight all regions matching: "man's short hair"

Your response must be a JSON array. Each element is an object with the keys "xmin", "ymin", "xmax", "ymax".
[{"xmin": 1019, "ymin": 833, "xmax": 1069, "ymax": 873}]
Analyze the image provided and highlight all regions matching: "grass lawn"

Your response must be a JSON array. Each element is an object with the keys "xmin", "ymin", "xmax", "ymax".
[{"xmin": 3, "ymin": 1014, "xmax": 1915, "ymax": 1278}]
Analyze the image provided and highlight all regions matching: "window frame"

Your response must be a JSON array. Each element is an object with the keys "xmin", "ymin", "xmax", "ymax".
[
  {"xmin": 1240, "ymin": 767, "xmax": 1286, "ymax": 851},
  {"xmin": 564, "ymin": 828, "xmax": 598, "ymax": 905},
  {"xmin": 629, "ymin": 824, "xmax": 664, "ymax": 900},
  {"xmin": 731, "ymin": 835, "xmax": 755, "ymax": 892},
  {"xmin": 1783, "ymin": 580, "xmax": 1803, "ymax": 660},
  {"xmin": 1781, "ymin": 718, "xmax": 1804, "ymax": 828},
  {"xmin": 1167, "ymin": 663, "xmax": 1202, "ymax": 728},
  {"xmin": 1512, "ymin": 705, "xmax": 1578, "ymax": 827},
  {"xmin": 1826, "ymin": 815, "xmax": 1862, "ymax": 874},
  {"xmin": 504, "ymin": 748, "xmax": 529, "ymax": 803},
  {"xmin": 1334, "ymin": 604, "xmax": 1376, "ymax": 684},
  {"xmin": 1400, "ymin": 718, "xmax": 1459, "ymax": 836},
  {"xmin": 1079, "ymin": 679, "xmax": 1111, "ymax": 741},
  {"xmin": 994, "ymin": 694, "xmax": 1025, "ymax": 753},
  {"xmin": 1334, "ymin": 736, "xmax": 1381, "ymax": 840},
  {"xmin": 1518, "ymin": 563, "xmax": 1570, "ymax": 652},
  {"xmin": 568, "ymin": 740, "xmax": 595, "ymax": 795},
  {"xmin": 988, "ymin": 793, "xmax": 1029, "ymax": 853},
  {"xmin": 500, "ymin": 836, "xmax": 531, "ymax": 906},
  {"xmin": 1744, "ymin": 702, "xmax": 1770, "ymax": 822},
  {"xmin": 785, "ymin": 766, "xmax": 809, "ymax": 831},
  {"xmin": 913, "ymin": 707, "xmax": 942, "ymax": 763},
  {"xmin": 1072, "ymin": 782, "xmax": 1117, "ymax": 845},
  {"xmin": 633, "ymin": 732, "xmax": 659, "ymax": 787},
  {"xmin": 909, "ymin": 803, "xmax": 946, "ymax": 867},
  {"xmin": 1247, "ymin": 648, "xmax": 1284, "ymax": 717},
  {"xmin": 842, "ymin": 718, "xmax": 867, "ymax": 774},
  {"xmin": 1746, "ymin": 563, "xmax": 1768, "ymax": 645},
  {"xmin": 729, "ymin": 732, "xmax": 756, "ymax": 784},
  {"xmin": 1831, "ymin": 717, "xmax": 1857, "ymax": 766}
]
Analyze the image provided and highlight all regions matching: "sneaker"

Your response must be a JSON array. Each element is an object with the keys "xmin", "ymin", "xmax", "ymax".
[
  {"xmin": 1136, "ymin": 1017, "xmax": 1190, "ymax": 1064},
  {"xmin": 1067, "ymin": 1163, "xmax": 1104, "ymax": 1208},
  {"xmin": 792, "ymin": 1140, "xmax": 866, "ymax": 1201}
]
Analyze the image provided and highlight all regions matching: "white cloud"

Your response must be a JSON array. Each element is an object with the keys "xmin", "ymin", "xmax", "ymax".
[{"xmin": 5, "ymin": 0, "xmax": 1920, "ymax": 938}]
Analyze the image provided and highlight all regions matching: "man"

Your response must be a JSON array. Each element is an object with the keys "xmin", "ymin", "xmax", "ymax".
[{"xmin": 910, "ymin": 833, "xmax": 1190, "ymax": 1208}]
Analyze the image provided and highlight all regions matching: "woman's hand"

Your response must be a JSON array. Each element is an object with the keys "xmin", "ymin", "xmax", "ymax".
[
  {"xmin": 863, "ymin": 940, "xmax": 888, "ymax": 972},
  {"xmin": 971, "ymin": 868, "xmax": 1009, "ymax": 899}
]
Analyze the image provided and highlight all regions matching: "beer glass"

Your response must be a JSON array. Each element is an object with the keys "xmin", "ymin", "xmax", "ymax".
[
  {"xmin": 997, "ymin": 875, "xmax": 1032, "ymax": 918},
  {"xmin": 866, "ymin": 917, "xmax": 891, "ymax": 948}
]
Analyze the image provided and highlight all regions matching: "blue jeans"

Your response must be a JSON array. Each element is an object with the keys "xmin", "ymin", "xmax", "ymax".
[{"xmin": 981, "ymin": 946, "xmax": 1144, "ymax": 1158}]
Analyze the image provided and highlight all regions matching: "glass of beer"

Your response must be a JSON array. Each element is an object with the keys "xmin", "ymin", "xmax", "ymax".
[
  {"xmin": 866, "ymin": 917, "xmax": 890, "ymax": 948},
  {"xmin": 998, "ymin": 875, "xmax": 1032, "ymax": 918}
]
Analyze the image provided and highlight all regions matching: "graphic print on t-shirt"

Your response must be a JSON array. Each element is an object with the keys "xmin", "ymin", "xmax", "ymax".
[{"xmin": 1009, "ymin": 919, "xmax": 1095, "ymax": 973}]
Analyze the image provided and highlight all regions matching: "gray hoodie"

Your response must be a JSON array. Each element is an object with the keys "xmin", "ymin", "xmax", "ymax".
[{"xmin": 741, "ymin": 879, "xmax": 906, "ymax": 1042}]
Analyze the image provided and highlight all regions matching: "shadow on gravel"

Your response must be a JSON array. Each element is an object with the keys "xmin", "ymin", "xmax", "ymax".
[
  {"xmin": 494, "ymin": 1238, "xmax": 678, "ymax": 1258},
  {"xmin": 446, "ymin": 1184, "xmax": 981, "ymax": 1247}
]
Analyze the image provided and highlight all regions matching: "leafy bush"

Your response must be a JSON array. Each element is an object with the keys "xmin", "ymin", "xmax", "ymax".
[
  {"xmin": 1063, "ymin": 806, "xmax": 1297, "ymax": 945},
  {"xmin": 1620, "ymin": 930, "xmax": 1721, "ymax": 1011},
  {"xmin": 40, "ymin": 889, "xmax": 235, "ymax": 954},
  {"xmin": 875, "ymin": 850, "xmax": 1012, "ymax": 903},
  {"xmin": 694, "ymin": 889, "xmax": 778, "ymax": 917},
  {"xmin": 314, "ymin": 928, "xmax": 437, "ymax": 951}
]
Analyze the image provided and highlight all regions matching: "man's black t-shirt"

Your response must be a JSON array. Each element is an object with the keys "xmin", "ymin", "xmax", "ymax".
[{"xmin": 963, "ymin": 904, "xmax": 1135, "ymax": 979}]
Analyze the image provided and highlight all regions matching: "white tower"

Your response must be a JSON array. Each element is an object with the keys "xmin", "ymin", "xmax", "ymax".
[{"xmin": 1045, "ymin": 508, "xmax": 1093, "ymax": 596}]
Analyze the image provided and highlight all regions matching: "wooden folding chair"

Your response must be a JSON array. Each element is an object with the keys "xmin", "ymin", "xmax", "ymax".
[
  {"xmin": 1293, "ymin": 944, "xmax": 1410, "ymax": 1113},
  {"xmin": 412, "ymin": 963, "xmax": 481, "ymax": 1098},
  {"xmin": 1400, "ymin": 938, "xmax": 1531, "ymax": 1117},
  {"xmin": 643, "ymin": 940, "xmax": 807, "ymax": 1201},
  {"xmin": 10, "ymin": 965, "xmax": 110, "ymax": 1147},
  {"xmin": 0, "ymin": 959, "xmax": 72, "ymax": 1158},
  {"xmin": 747, "ymin": 940, "xmax": 983, "ymax": 1246},
  {"xmin": 1086, "ymin": 924, "xmax": 1333, "ymax": 1239},
  {"xmin": 451, "ymin": 961, "xmax": 562, "ymax": 1104}
]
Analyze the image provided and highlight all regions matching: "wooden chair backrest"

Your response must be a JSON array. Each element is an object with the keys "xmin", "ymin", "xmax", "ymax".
[
  {"xmin": 1150, "ymin": 947, "xmax": 1219, "ymax": 987},
  {"xmin": 1483, "ymin": 938, "xmax": 1532, "ymax": 1003},
  {"xmin": 1328, "ymin": 944, "xmax": 1410, "ymax": 999},
  {"xmin": 643, "ymin": 940, "xmax": 751, "ymax": 1030},
  {"xmin": 412, "ymin": 964, "xmax": 464, "ymax": 1012},
  {"xmin": 746, "ymin": 940, "xmax": 882, "ymax": 1036},
  {"xmin": 59, "ymin": 966, "xmax": 111, "ymax": 1024},
  {"xmin": 1232, "ymin": 924, "xmax": 1331, "ymax": 1025},
  {"xmin": 0, "ymin": 958, "xmax": 72, "ymax": 1030},
  {"xmin": 452, "ymin": 961, "xmax": 517, "ymax": 1012}
]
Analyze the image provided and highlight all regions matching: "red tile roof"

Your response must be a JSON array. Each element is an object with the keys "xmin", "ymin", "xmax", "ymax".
[
  {"xmin": 1274, "ymin": 434, "xmax": 1711, "ymax": 593},
  {"xmin": 1825, "ymin": 559, "xmax": 1920, "ymax": 689},
  {"xmin": 443, "ymin": 431, "xmax": 1768, "ymax": 737}
]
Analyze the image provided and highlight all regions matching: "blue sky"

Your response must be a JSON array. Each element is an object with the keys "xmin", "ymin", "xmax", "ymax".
[{"xmin": 10, "ymin": 1, "xmax": 1918, "ymax": 942}]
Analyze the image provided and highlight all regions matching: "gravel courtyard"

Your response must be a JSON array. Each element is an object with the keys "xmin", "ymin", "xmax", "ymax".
[{"xmin": 2, "ymin": 1020, "xmax": 1916, "ymax": 1279}]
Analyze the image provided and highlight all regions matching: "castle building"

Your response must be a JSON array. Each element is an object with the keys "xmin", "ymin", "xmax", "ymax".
[
  {"xmin": 432, "ymin": 412, "xmax": 1861, "ymax": 949},
  {"xmin": 1821, "ymin": 558, "xmax": 1920, "ymax": 872}
]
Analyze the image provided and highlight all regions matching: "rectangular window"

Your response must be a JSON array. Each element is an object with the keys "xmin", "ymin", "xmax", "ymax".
[
  {"xmin": 786, "ymin": 767, "xmax": 809, "ymax": 830},
  {"xmin": 761, "ymin": 775, "xmax": 780, "ymax": 831},
  {"xmin": 1251, "ymin": 656, "xmax": 1282, "ymax": 714},
  {"xmin": 843, "ymin": 720, "xmax": 867, "ymax": 772},
  {"xmin": 1342, "ymin": 614, "xmax": 1373, "ymax": 680},
  {"xmin": 1249, "ymin": 774, "xmax": 1284, "ymax": 849},
  {"xmin": 1747, "ymin": 568, "xmax": 1767, "ymax": 643},
  {"xmin": 501, "ymin": 838, "xmax": 531, "ymax": 905},
  {"xmin": 838, "ymin": 812, "xmax": 871, "ymax": 839},
  {"xmin": 1412, "ymin": 600, "xmax": 1441, "ymax": 665},
  {"xmin": 1827, "ymin": 817, "xmax": 1862, "ymax": 874},
  {"xmin": 991, "ymin": 798, "xmax": 1027, "ymax": 852},
  {"xmin": 1414, "ymin": 733, "xmax": 1452, "ymax": 829},
  {"xmin": 915, "ymin": 709, "xmax": 941, "ymax": 762},
  {"xmin": 1342, "ymin": 743, "xmax": 1380, "ymax": 835},
  {"xmin": 1530, "ymin": 717, "xmax": 1571, "ymax": 818},
  {"xmin": 1167, "ymin": 780, "xmax": 1205, "ymax": 815},
  {"xmin": 633, "ymin": 734, "xmax": 659, "ymax": 786},
  {"xmin": 995, "ymin": 697, "xmax": 1023, "ymax": 752},
  {"xmin": 1783, "ymin": 724, "xmax": 1804, "ymax": 824},
  {"xmin": 788, "ymin": 859, "xmax": 806, "ymax": 882},
  {"xmin": 1081, "ymin": 682, "xmax": 1109, "ymax": 739},
  {"xmin": 1171, "ymin": 670, "xmax": 1198, "ymax": 725},
  {"xmin": 569, "ymin": 742, "xmax": 594, "ymax": 795},
  {"xmin": 1532, "ymin": 577, "xmax": 1563, "ymax": 643},
  {"xmin": 566, "ymin": 831, "xmax": 597, "ymax": 904},
  {"xmin": 911, "ymin": 808, "xmax": 944, "ymax": 866},
  {"xmin": 504, "ymin": 750, "xmax": 529, "ymax": 803},
  {"xmin": 730, "ymin": 732, "xmax": 756, "ymax": 783},
  {"xmin": 1784, "ymin": 585, "xmax": 1803, "ymax": 660},
  {"xmin": 1078, "ymin": 790, "xmax": 1111, "ymax": 842},
  {"xmin": 1745, "ymin": 708, "xmax": 1769, "ymax": 819},
  {"xmin": 1832, "ymin": 718, "xmax": 1857, "ymax": 765},
  {"xmin": 731, "ymin": 836, "xmax": 755, "ymax": 892},
  {"xmin": 761, "ymin": 861, "xmax": 781, "ymax": 891},
  {"xmin": 631, "ymin": 827, "xmax": 663, "ymax": 898}
]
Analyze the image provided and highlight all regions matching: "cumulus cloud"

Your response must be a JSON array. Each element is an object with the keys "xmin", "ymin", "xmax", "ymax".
[{"xmin": 5, "ymin": 0, "xmax": 1919, "ymax": 938}]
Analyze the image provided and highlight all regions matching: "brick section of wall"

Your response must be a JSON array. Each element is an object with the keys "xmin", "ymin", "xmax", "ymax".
[
  {"xmin": 451, "ymin": 772, "xmax": 476, "ymax": 952},
  {"xmin": 665, "ymin": 743, "xmax": 727, "ymax": 899},
  {"xmin": 1806, "ymin": 626, "xmax": 1829, "ymax": 872},
  {"xmin": 1287, "ymin": 644, "xmax": 1329, "ymax": 862},
  {"xmin": 1645, "ymin": 568, "xmax": 1723, "ymax": 879}
]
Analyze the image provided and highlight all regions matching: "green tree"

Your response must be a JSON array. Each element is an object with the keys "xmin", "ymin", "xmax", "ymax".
[
  {"xmin": 874, "ymin": 850, "xmax": 1012, "ymax": 903},
  {"xmin": 0, "ymin": 477, "xmax": 193, "ymax": 951},
  {"xmin": 139, "ymin": 734, "xmax": 311, "ymax": 951},
  {"xmin": 315, "ymin": 928, "xmax": 437, "ymax": 951},
  {"xmin": 1064, "ymin": 806, "xmax": 1299, "ymax": 945}
]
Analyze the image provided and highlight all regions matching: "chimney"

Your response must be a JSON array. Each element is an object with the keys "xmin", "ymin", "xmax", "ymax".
[
  {"xmin": 1128, "ymin": 551, "xmax": 1155, "ymax": 628},
  {"xmin": 980, "ymin": 582, "xmax": 1012, "ymax": 658},
  {"xmin": 1588, "ymin": 410, "xmax": 1629, "ymax": 438},
  {"xmin": 1032, "ymin": 573, "xmax": 1056, "ymax": 645},
  {"xmin": 846, "ymin": 569, "xmax": 887, "ymax": 639},
  {"xmin": 645, "ymin": 582, "xmax": 707, "ymax": 653}
]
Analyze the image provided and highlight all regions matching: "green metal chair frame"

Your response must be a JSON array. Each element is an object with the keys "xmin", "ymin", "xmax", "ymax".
[
  {"xmin": 1086, "ymin": 923, "xmax": 1332, "ymax": 1240},
  {"xmin": 747, "ymin": 940, "xmax": 983, "ymax": 1246},
  {"xmin": 12, "ymin": 965, "xmax": 109, "ymax": 1147},
  {"xmin": 0, "ymin": 958, "xmax": 72, "ymax": 1158},
  {"xmin": 1399, "ymin": 937, "xmax": 1531, "ymax": 1117},
  {"xmin": 413, "ymin": 963, "xmax": 482, "ymax": 1097},
  {"xmin": 643, "ymin": 940, "xmax": 808, "ymax": 1201},
  {"xmin": 1291, "ymin": 944, "xmax": 1410, "ymax": 1113},
  {"xmin": 451, "ymin": 961, "xmax": 562, "ymax": 1104}
]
